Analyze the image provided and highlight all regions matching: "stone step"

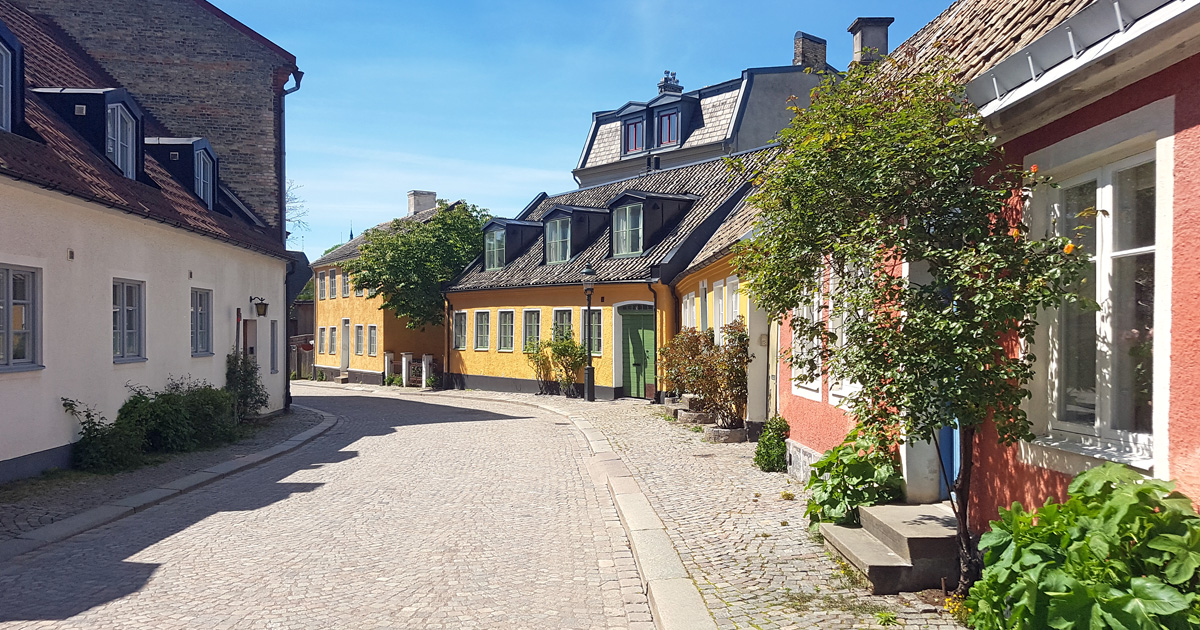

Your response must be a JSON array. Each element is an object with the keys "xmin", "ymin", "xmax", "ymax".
[
  {"xmin": 676, "ymin": 410, "xmax": 714, "ymax": 425},
  {"xmin": 820, "ymin": 523, "xmax": 910, "ymax": 595},
  {"xmin": 859, "ymin": 503, "xmax": 957, "ymax": 563}
]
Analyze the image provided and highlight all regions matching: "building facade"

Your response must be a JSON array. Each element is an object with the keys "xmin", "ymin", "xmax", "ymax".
[{"xmin": 0, "ymin": 0, "xmax": 298, "ymax": 482}]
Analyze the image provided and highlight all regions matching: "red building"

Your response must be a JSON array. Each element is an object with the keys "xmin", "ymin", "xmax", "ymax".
[{"xmin": 778, "ymin": 0, "xmax": 1200, "ymax": 532}]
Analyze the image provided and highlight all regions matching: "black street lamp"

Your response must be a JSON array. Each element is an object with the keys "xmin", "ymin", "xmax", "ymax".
[{"xmin": 582, "ymin": 263, "xmax": 596, "ymax": 402}]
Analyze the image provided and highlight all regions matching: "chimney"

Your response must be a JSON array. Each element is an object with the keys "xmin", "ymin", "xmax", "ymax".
[
  {"xmin": 657, "ymin": 71, "xmax": 682, "ymax": 95},
  {"xmin": 793, "ymin": 32, "xmax": 827, "ymax": 70},
  {"xmin": 407, "ymin": 190, "xmax": 436, "ymax": 216},
  {"xmin": 848, "ymin": 17, "xmax": 894, "ymax": 64}
]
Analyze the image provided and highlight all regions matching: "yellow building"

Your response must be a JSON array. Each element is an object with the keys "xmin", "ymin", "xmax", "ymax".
[
  {"xmin": 310, "ymin": 192, "xmax": 446, "ymax": 384},
  {"xmin": 444, "ymin": 149, "xmax": 773, "ymax": 399}
]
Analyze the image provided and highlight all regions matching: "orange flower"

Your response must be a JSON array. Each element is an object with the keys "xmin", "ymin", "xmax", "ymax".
[
  {"xmin": 1009, "ymin": 227, "xmax": 1020, "ymax": 241},
  {"xmin": 1030, "ymin": 164, "xmax": 1039, "ymax": 174},
  {"xmin": 1064, "ymin": 243, "xmax": 1076, "ymax": 254}
]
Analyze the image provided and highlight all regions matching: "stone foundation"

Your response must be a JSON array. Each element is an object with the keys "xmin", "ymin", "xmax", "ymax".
[
  {"xmin": 705, "ymin": 427, "xmax": 747, "ymax": 443},
  {"xmin": 786, "ymin": 438, "xmax": 824, "ymax": 483}
]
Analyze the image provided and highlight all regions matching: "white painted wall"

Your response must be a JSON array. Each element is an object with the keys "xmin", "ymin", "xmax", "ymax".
[{"xmin": 0, "ymin": 177, "xmax": 287, "ymax": 466}]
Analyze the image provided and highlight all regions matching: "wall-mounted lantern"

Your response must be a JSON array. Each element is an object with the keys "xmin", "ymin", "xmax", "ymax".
[{"xmin": 250, "ymin": 296, "xmax": 269, "ymax": 317}]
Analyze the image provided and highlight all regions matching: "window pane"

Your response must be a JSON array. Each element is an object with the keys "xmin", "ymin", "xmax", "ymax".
[
  {"xmin": 1111, "ymin": 253, "xmax": 1154, "ymax": 434},
  {"xmin": 1061, "ymin": 181, "xmax": 1097, "ymax": 255},
  {"xmin": 1114, "ymin": 162, "xmax": 1155, "ymax": 252},
  {"xmin": 12, "ymin": 331, "xmax": 26, "ymax": 361},
  {"xmin": 126, "ymin": 330, "xmax": 139, "ymax": 357},
  {"xmin": 1060, "ymin": 263, "xmax": 1097, "ymax": 426},
  {"xmin": 11, "ymin": 272, "xmax": 26, "ymax": 301}
]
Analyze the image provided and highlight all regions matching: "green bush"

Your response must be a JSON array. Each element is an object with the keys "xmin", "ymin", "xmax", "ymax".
[
  {"xmin": 754, "ymin": 416, "xmax": 790, "ymax": 472},
  {"xmin": 804, "ymin": 425, "xmax": 903, "ymax": 525},
  {"xmin": 65, "ymin": 398, "xmax": 145, "ymax": 472},
  {"xmin": 548, "ymin": 332, "xmax": 588, "ymax": 397},
  {"xmin": 658, "ymin": 327, "xmax": 712, "ymax": 397},
  {"xmin": 226, "ymin": 351, "xmax": 269, "ymax": 420},
  {"xmin": 315, "ymin": 369, "xmax": 326, "ymax": 382},
  {"xmin": 524, "ymin": 340, "xmax": 554, "ymax": 394},
  {"xmin": 707, "ymin": 318, "xmax": 752, "ymax": 429},
  {"xmin": 967, "ymin": 462, "xmax": 1200, "ymax": 629}
]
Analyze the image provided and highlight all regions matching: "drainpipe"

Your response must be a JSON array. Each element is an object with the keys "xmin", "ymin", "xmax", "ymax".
[
  {"xmin": 443, "ymin": 294, "xmax": 453, "ymax": 389},
  {"xmin": 647, "ymin": 281, "xmax": 659, "ymax": 403}
]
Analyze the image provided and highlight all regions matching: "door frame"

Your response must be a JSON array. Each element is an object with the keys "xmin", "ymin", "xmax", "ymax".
[
  {"xmin": 340, "ymin": 318, "xmax": 350, "ymax": 371},
  {"xmin": 614, "ymin": 301, "xmax": 655, "ymax": 398}
]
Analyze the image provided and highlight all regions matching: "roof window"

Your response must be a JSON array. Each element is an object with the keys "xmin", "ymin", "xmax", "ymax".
[
  {"xmin": 194, "ymin": 148, "xmax": 214, "ymax": 208},
  {"xmin": 484, "ymin": 229, "xmax": 505, "ymax": 270},
  {"xmin": 622, "ymin": 118, "xmax": 644, "ymax": 154},
  {"xmin": 656, "ymin": 110, "xmax": 678, "ymax": 146},
  {"xmin": 106, "ymin": 103, "xmax": 136, "ymax": 178},
  {"xmin": 546, "ymin": 217, "xmax": 571, "ymax": 264}
]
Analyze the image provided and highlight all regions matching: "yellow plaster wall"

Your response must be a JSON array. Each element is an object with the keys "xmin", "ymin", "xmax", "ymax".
[
  {"xmin": 673, "ymin": 253, "xmax": 751, "ymax": 332},
  {"xmin": 447, "ymin": 282, "xmax": 673, "ymax": 390},
  {"xmin": 313, "ymin": 264, "xmax": 444, "ymax": 373}
]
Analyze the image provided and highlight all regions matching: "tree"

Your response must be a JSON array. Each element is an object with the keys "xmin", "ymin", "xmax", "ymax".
[
  {"xmin": 734, "ymin": 56, "xmax": 1091, "ymax": 591},
  {"xmin": 285, "ymin": 179, "xmax": 308, "ymax": 247},
  {"xmin": 343, "ymin": 201, "xmax": 489, "ymax": 328}
]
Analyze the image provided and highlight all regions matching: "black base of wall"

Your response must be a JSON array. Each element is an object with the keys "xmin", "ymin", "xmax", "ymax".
[
  {"xmin": 346, "ymin": 370, "xmax": 384, "ymax": 385},
  {"xmin": 446, "ymin": 373, "xmax": 622, "ymax": 401},
  {"xmin": 0, "ymin": 443, "xmax": 73, "ymax": 484}
]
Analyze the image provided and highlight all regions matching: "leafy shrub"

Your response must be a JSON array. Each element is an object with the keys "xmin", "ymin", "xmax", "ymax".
[
  {"xmin": 548, "ymin": 333, "xmax": 588, "ymax": 397},
  {"xmin": 658, "ymin": 327, "xmax": 713, "ymax": 396},
  {"xmin": 226, "ymin": 350, "xmax": 269, "ymax": 420},
  {"xmin": 289, "ymin": 371, "xmax": 300, "ymax": 380},
  {"xmin": 524, "ymin": 340, "xmax": 554, "ymax": 394},
  {"xmin": 967, "ymin": 463, "xmax": 1200, "ymax": 629},
  {"xmin": 755, "ymin": 416, "xmax": 790, "ymax": 472},
  {"xmin": 315, "ymin": 369, "xmax": 326, "ymax": 382},
  {"xmin": 707, "ymin": 318, "xmax": 752, "ymax": 428},
  {"xmin": 804, "ymin": 425, "xmax": 903, "ymax": 525},
  {"xmin": 65, "ymin": 398, "xmax": 145, "ymax": 472}
]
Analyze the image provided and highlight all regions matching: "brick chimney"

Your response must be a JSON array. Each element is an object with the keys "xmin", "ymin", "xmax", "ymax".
[
  {"xmin": 657, "ymin": 71, "xmax": 682, "ymax": 95},
  {"xmin": 793, "ymin": 32, "xmax": 827, "ymax": 69},
  {"xmin": 848, "ymin": 17, "xmax": 894, "ymax": 64},
  {"xmin": 407, "ymin": 190, "xmax": 436, "ymax": 216}
]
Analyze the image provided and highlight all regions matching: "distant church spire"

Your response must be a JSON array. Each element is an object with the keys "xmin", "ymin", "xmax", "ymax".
[{"xmin": 349, "ymin": 220, "xmax": 354, "ymax": 240}]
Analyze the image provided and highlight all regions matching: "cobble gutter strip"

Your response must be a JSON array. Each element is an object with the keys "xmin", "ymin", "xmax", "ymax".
[{"xmin": 0, "ymin": 405, "xmax": 339, "ymax": 565}]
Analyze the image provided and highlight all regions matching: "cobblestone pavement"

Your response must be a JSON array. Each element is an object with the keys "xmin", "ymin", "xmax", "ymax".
[
  {"xmin": 427, "ymin": 388, "xmax": 964, "ymax": 630},
  {"xmin": 0, "ymin": 385, "xmax": 646, "ymax": 629},
  {"xmin": 0, "ymin": 408, "xmax": 323, "ymax": 542}
]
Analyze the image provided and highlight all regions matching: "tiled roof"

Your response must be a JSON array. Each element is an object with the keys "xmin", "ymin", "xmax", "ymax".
[
  {"xmin": 581, "ymin": 81, "xmax": 742, "ymax": 170},
  {"xmin": 310, "ymin": 205, "xmax": 445, "ymax": 267},
  {"xmin": 0, "ymin": 0, "xmax": 284, "ymax": 256},
  {"xmin": 891, "ymin": 0, "xmax": 1093, "ymax": 82},
  {"xmin": 448, "ymin": 148, "xmax": 776, "ymax": 293},
  {"xmin": 680, "ymin": 196, "xmax": 756, "ymax": 278}
]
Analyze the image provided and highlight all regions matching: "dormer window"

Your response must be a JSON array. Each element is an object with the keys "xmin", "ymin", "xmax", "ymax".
[
  {"xmin": 194, "ymin": 149, "xmax": 214, "ymax": 208},
  {"xmin": 546, "ymin": 217, "xmax": 571, "ymax": 264},
  {"xmin": 106, "ymin": 104, "xmax": 136, "ymax": 178},
  {"xmin": 622, "ymin": 118, "xmax": 644, "ymax": 154},
  {"xmin": 484, "ymin": 229, "xmax": 505, "ymax": 270},
  {"xmin": 613, "ymin": 203, "xmax": 643, "ymax": 256},
  {"xmin": 0, "ymin": 44, "xmax": 10, "ymax": 132},
  {"xmin": 657, "ymin": 111, "xmax": 678, "ymax": 146}
]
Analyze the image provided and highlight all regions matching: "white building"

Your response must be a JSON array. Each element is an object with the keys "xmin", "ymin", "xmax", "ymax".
[{"xmin": 0, "ymin": 1, "xmax": 302, "ymax": 482}]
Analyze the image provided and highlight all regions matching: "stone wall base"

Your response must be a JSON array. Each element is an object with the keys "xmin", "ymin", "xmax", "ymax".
[{"xmin": 786, "ymin": 438, "xmax": 824, "ymax": 483}]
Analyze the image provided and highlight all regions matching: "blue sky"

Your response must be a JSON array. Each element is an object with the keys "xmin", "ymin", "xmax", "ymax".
[{"xmin": 214, "ymin": 0, "xmax": 952, "ymax": 261}]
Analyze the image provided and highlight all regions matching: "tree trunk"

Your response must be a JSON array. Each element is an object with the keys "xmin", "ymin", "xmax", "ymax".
[{"xmin": 953, "ymin": 423, "xmax": 982, "ymax": 595}]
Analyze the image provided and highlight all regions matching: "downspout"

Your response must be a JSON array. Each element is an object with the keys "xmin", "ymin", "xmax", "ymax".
[
  {"xmin": 647, "ymin": 281, "xmax": 658, "ymax": 402},
  {"xmin": 443, "ymin": 294, "xmax": 452, "ymax": 389}
]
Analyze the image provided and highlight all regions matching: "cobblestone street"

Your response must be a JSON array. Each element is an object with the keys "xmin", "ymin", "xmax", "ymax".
[
  {"xmin": 0, "ymin": 383, "xmax": 962, "ymax": 629},
  {"xmin": 0, "ymin": 385, "xmax": 646, "ymax": 629}
]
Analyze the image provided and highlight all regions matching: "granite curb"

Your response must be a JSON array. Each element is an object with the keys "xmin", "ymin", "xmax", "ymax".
[
  {"xmin": 0, "ymin": 405, "xmax": 339, "ymax": 564},
  {"xmin": 310, "ymin": 383, "xmax": 716, "ymax": 630}
]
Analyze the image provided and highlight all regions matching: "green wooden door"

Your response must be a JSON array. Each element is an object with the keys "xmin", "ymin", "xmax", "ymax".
[{"xmin": 621, "ymin": 311, "xmax": 655, "ymax": 399}]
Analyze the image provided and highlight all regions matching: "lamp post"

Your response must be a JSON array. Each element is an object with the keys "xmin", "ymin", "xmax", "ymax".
[{"xmin": 582, "ymin": 263, "xmax": 596, "ymax": 402}]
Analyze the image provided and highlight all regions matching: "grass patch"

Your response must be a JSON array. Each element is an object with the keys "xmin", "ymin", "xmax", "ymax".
[
  {"xmin": 690, "ymin": 425, "xmax": 704, "ymax": 433},
  {"xmin": 828, "ymin": 553, "xmax": 872, "ymax": 591},
  {"xmin": 820, "ymin": 594, "xmax": 891, "ymax": 616},
  {"xmin": 0, "ymin": 468, "xmax": 100, "ymax": 503}
]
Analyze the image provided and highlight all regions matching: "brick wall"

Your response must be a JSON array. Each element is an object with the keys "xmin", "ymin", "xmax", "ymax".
[{"xmin": 16, "ymin": 0, "xmax": 297, "ymax": 233}]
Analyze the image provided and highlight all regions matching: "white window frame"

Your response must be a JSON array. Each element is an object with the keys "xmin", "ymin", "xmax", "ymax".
[
  {"xmin": 522, "ymin": 309, "xmax": 541, "ymax": 352},
  {"xmin": 545, "ymin": 217, "xmax": 571, "ymax": 264},
  {"xmin": 552, "ymin": 307, "xmax": 573, "ymax": 340},
  {"xmin": 194, "ymin": 149, "xmax": 214, "ymax": 209},
  {"xmin": 190, "ymin": 288, "xmax": 212, "ymax": 356},
  {"xmin": 367, "ymin": 325, "xmax": 377, "ymax": 356},
  {"xmin": 318, "ymin": 327, "xmax": 326, "ymax": 354},
  {"xmin": 1043, "ymin": 152, "xmax": 1159, "ymax": 460},
  {"xmin": 318, "ymin": 272, "xmax": 326, "ymax": 300},
  {"xmin": 328, "ymin": 269, "xmax": 337, "ymax": 300},
  {"xmin": 682, "ymin": 292, "xmax": 696, "ymax": 329},
  {"xmin": 725, "ymin": 276, "xmax": 740, "ymax": 323},
  {"xmin": 474, "ymin": 310, "xmax": 490, "ymax": 351},
  {"xmin": 341, "ymin": 270, "xmax": 349, "ymax": 298},
  {"xmin": 828, "ymin": 268, "xmax": 864, "ymax": 401},
  {"xmin": 699, "ymin": 281, "xmax": 709, "ymax": 331},
  {"xmin": 354, "ymin": 324, "xmax": 364, "ymax": 355},
  {"xmin": 585, "ymin": 307, "xmax": 602, "ymax": 356},
  {"xmin": 790, "ymin": 283, "xmax": 823, "ymax": 401},
  {"xmin": 270, "ymin": 320, "xmax": 279, "ymax": 374},
  {"xmin": 713, "ymin": 280, "xmax": 725, "ymax": 344},
  {"xmin": 112, "ymin": 278, "xmax": 145, "ymax": 362},
  {"xmin": 327, "ymin": 325, "xmax": 337, "ymax": 356},
  {"xmin": 453, "ymin": 311, "xmax": 468, "ymax": 350},
  {"xmin": 485, "ymin": 229, "xmax": 506, "ymax": 271},
  {"xmin": 613, "ymin": 203, "xmax": 643, "ymax": 257},
  {"xmin": 0, "ymin": 265, "xmax": 40, "ymax": 369},
  {"xmin": 497, "ymin": 309, "xmax": 515, "ymax": 352},
  {"xmin": 0, "ymin": 44, "xmax": 11, "ymax": 133},
  {"xmin": 106, "ymin": 103, "xmax": 136, "ymax": 179}
]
